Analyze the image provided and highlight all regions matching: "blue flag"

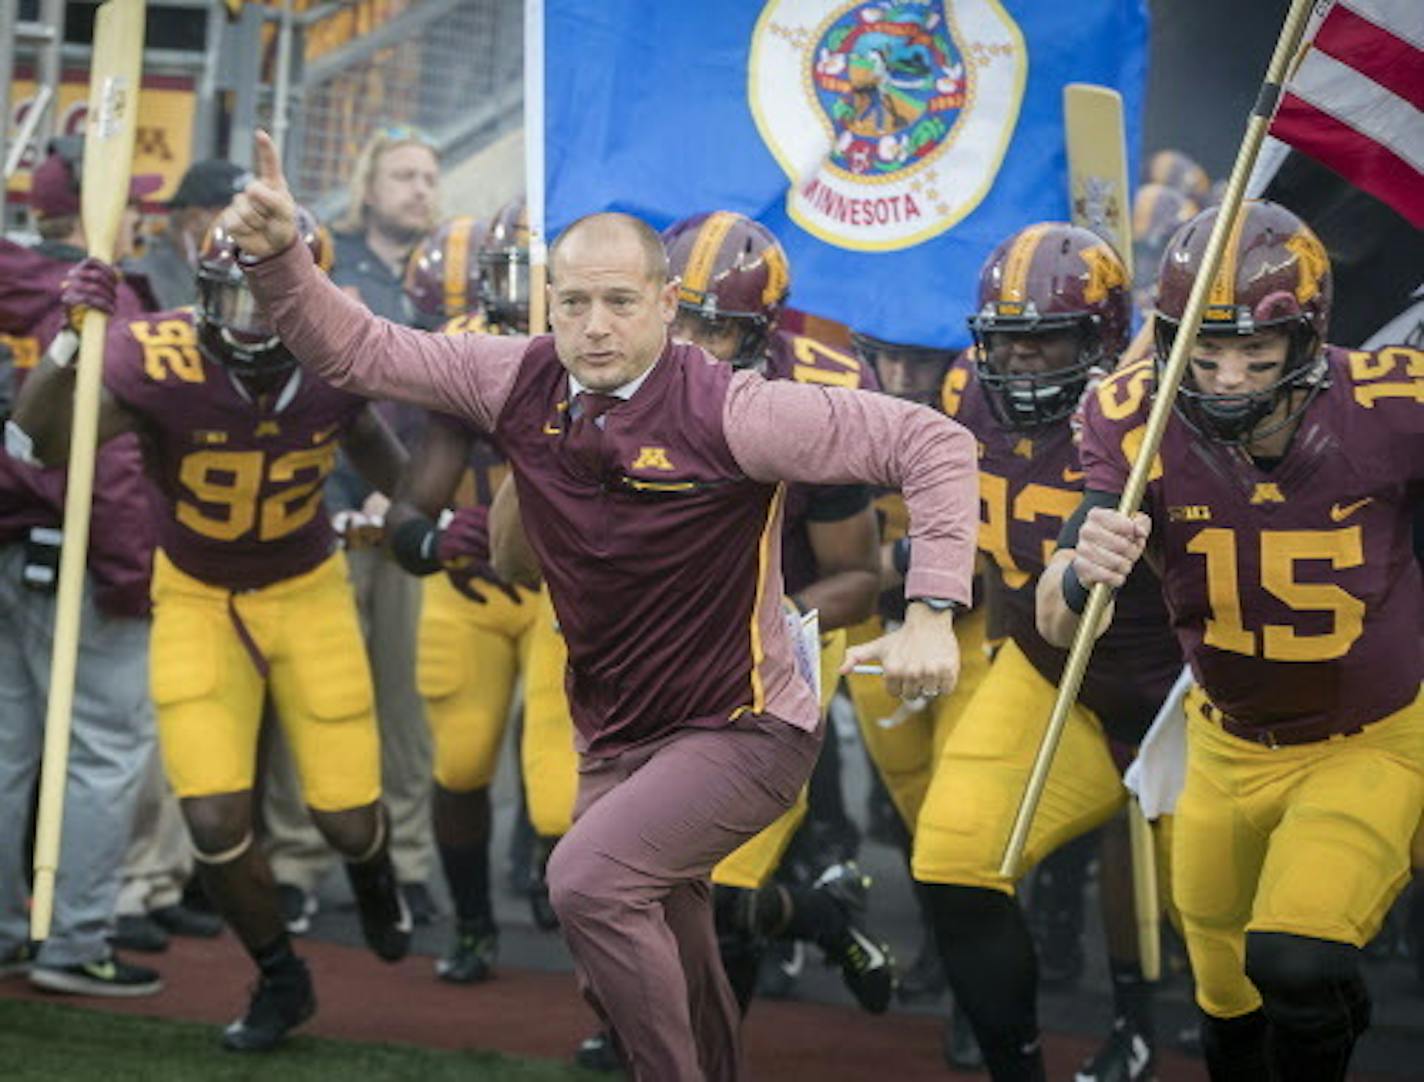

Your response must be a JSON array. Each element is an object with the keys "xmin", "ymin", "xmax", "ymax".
[{"xmin": 544, "ymin": 1, "xmax": 1148, "ymax": 348}]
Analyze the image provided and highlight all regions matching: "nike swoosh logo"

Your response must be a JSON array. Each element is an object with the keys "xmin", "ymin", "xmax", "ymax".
[
  {"xmin": 1329, "ymin": 497, "xmax": 1372, "ymax": 522},
  {"xmin": 543, "ymin": 423, "xmax": 562, "ymax": 435},
  {"xmin": 1063, "ymin": 467, "xmax": 1085, "ymax": 483}
]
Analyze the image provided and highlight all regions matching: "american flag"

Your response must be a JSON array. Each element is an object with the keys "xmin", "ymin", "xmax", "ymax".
[{"xmin": 1269, "ymin": 0, "xmax": 1424, "ymax": 228}]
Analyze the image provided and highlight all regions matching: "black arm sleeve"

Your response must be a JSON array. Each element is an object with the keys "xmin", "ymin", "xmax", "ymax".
[
  {"xmin": 804, "ymin": 482, "xmax": 872, "ymax": 523},
  {"xmin": 1055, "ymin": 489, "xmax": 1121, "ymax": 551}
]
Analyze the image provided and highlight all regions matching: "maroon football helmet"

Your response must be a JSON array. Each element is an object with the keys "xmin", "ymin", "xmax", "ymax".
[
  {"xmin": 968, "ymin": 221, "xmax": 1130, "ymax": 429},
  {"xmin": 196, "ymin": 206, "xmax": 332, "ymax": 377},
  {"xmin": 1154, "ymin": 199, "xmax": 1332, "ymax": 443},
  {"xmin": 478, "ymin": 197, "xmax": 529, "ymax": 332},
  {"xmin": 404, "ymin": 215, "xmax": 487, "ymax": 327},
  {"xmin": 1144, "ymin": 149, "xmax": 1210, "ymax": 202},
  {"xmin": 662, "ymin": 211, "xmax": 790, "ymax": 369},
  {"xmin": 1132, "ymin": 183, "xmax": 1199, "ymax": 307},
  {"xmin": 850, "ymin": 332, "xmax": 954, "ymax": 407}
]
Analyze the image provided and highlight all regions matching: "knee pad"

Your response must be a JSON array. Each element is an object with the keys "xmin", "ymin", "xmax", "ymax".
[{"xmin": 1244, "ymin": 932, "xmax": 1370, "ymax": 1042}]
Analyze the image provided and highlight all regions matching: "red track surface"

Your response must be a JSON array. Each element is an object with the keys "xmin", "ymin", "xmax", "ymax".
[{"xmin": 5, "ymin": 933, "xmax": 1400, "ymax": 1081}]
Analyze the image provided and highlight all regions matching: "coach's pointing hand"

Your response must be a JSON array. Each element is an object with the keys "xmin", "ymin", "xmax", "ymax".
[{"xmin": 221, "ymin": 130, "xmax": 297, "ymax": 260}]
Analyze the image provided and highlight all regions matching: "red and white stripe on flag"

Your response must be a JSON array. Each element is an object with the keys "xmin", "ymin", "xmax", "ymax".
[{"xmin": 1269, "ymin": 0, "xmax": 1424, "ymax": 227}]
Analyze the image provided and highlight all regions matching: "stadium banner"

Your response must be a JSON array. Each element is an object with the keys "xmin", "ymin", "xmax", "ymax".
[
  {"xmin": 6, "ymin": 69, "xmax": 196, "ymax": 206},
  {"xmin": 542, "ymin": 1, "xmax": 1148, "ymax": 348}
]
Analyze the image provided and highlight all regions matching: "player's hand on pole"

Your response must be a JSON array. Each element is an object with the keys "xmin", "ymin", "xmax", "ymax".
[
  {"xmin": 60, "ymin": 257, "xmax": 120, "ymax": 332},
  {"xmin": 221, "ymin": 130, "xmax": 297, "ymax": 260},
  {"xmin": 841, "ymin": 601, "xmax": 960, "ymax": 701},
  {"xmin": 1073, "ymin": 508, "xmax": 1151, "ymax": 589}
]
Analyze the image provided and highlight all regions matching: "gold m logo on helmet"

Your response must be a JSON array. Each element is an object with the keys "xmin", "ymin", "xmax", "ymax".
[
  {"xmin": 1285, "ymin": 230, "xmax": 1328, "ymax": 304},
  {"xmin": 1081, "ymin": 243, "xmax": 1126, "ymax": 303},
  {"xmin": 631, "ymin": 446, "xmax": 675, "ymax": 471}
]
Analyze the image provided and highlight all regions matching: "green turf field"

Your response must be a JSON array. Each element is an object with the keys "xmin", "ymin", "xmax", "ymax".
[{"xmin": 0, "ymin": 999, "xmax": 603, "ymax": 1080}]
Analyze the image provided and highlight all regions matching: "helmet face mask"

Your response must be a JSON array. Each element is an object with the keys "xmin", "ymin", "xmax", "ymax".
[
  {"xmin": 670, "ymin": 308, "xmax": 768, "ymax": 370},
  {"xmin": 195, "ymin": 206, "xmax": 329, "ymax": 378},
  {"xmin": 1153, "ymin": 200, "xmax": 1332, "ymax": 445},
  {"xmin": 850, "ymin": 333, "xmax": 952, "ymax": 406},
  {"xmin": 970, "ymin": 315, "xmax": 1099, "ymax": 429},
  {"xmin": 479, "ymin": 198, "xmax": 531, "ymax": 332}
]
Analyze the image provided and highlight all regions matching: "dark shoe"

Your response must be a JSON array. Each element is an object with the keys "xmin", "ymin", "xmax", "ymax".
[
  {"xmin": 943, "ymin": 1004, "xmax": 985, "ymax": 1071},
  {"xmin": 897, "ymin": 936, "xmax": 948, "ymax": 1004},
  {"xmin": 346, "ymin": 856, "xmax": 412, "ymax": 963},
  {"xmin": 150, "ymin": 902, "xmax": 223, "ymax": 939},
  {"xmin": 222, "ymin": 958, "xmax": 316, "ymax": 1052},
  {"xmin": 435, "ymin": 919, "xmax": 498, "ymax": 984},
  {"xmin": 758, "ymin": 939, "xmax": 804, "ymax": 1000},
  {"xmin": 574, "ymin": 1030, "xmax": 624, "ymax": 1072},
  {"xmin": 30, "ymin": 951, "xmax": 162, "ymax": 997},
  {"xmin": 111, "ymin": 914, "xmax": 169, "ymax": 954},
  {"xmin": 276, "ymin": 883, "xmax": 317, "ymax": 936},
  {"xmin": 0, "ymin": 941, "xmax": 36, "ymax": 979},
  {"xmin": 814, "ymin": 861, "xmax": 895, "ymax": 1014},
  {"xmin": 529, "ymin": 837, "xmax": 560, "ymax": 931},
  {"xmin": 1075, "ymin": 1018, "xmax": 1154, "ymax": 1081},
  {"xmin": 401, "ymin": 882, "xmax": 438, "ymax": 927}
]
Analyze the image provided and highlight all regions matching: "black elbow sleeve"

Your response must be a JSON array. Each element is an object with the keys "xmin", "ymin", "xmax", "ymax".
[{"xmin": 390, "ymin": 516, "xmax": 442, "ymax": 575}]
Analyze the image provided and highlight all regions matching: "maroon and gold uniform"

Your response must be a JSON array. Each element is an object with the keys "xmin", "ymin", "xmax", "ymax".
[
  {"xmin": 415, "ymin": 312, "xmax": 577, "ymax": 841},
  {"xmin": 913, "ymin": 355, "xmax": 1180, "ymax": 889},
  {"xmin": 102, "ymin": 309, "xmax": 379, "ymax": 809},
  {"xmin": 1081, "ymin": 346, "xmax": 1424, "ymax": 1017}
]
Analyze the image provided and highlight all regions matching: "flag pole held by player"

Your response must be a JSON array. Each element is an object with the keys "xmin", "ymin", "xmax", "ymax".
[
  {"xmin": 31, "ymin": 0, "xmax": 148, "ymax": 941},
  {"xmin": 998, "ymin": 0, "xmax": 1318, "ymax": 880}
]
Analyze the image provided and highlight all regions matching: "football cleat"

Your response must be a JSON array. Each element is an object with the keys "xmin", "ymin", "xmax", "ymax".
[
  {"xmin": 436, "ymin": 919, "xmax": 498, "ymax": 984},
  {"xmin": 943, "ymin": 1004, "xmax": 985, "ymax": 1071},
  {"xmin": 1076, "ymin": 1018, "xmax": 1154, "ymax": 1082},
  {"xmin": 345, "ymin": 854, "xmax": 412, "ymax": 963},
  {"xmin": 222, "ymin": 958, "xmax": 316, "ymax": 1052},
  {"xmin": 574, "ymin": 1030, "xmax": 624, "ymax": 1073},
  {"xmin": 29, "ymin": 952, "xmax": 162, "ymax": 998},
  {"xmin": 813, "ymin": 861, "xmax": 896, "ymax": 1014}
]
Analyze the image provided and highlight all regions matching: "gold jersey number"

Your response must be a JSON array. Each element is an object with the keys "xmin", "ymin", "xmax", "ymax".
[
  {"xmin": 176, "ymin": 444, "xmax": 337, "ymax": 542},
  {"xmin": 1186, "ymin": 526, "xmax": 1365, "ymax": 662}
]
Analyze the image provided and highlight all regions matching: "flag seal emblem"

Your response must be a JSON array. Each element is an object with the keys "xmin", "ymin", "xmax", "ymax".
[{"xmin": 750, "ymin": 0, "xmax": 1027, "ymax": 251}]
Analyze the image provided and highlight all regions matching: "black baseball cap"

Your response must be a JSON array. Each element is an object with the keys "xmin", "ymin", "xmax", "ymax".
[{"xmin": 170, "ymin": 159, "xmax": 252, "ymax": 209}]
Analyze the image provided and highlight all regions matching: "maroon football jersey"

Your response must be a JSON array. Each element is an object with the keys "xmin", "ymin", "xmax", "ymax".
[
  {"xmin": 434, "ymin": 313, "xmax": 512, "ymax": 509},
  {"xmin": 1081, "ymin": 347, "xmax": 1424, "ymax": 738},
  {"xmin": 946, "ymin": 353, "xmax": 1181, "ymax": 742},
  {"xmin": 0, "ymin": 239, "xmax": 157, "ymax": 616},
  {"xmin": 764, "ymin": 329, "xmax": 879, "ymax": 600},
  {"xmin": 103, "ymin": 309, "xmax": 368, "ymax": 591}
]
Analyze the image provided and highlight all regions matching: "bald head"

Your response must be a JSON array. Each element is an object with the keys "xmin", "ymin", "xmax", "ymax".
[
  {"xmin": 546, "ymin": 212, "xmax": 679, "ymax": 393},
  {"xmin": 550, "ymin": 212, "xmax": 669, "ymax": 286}
]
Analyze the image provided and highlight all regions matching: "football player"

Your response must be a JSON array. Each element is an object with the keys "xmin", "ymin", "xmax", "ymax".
[
  {"xmin": 388, "ymin": 211, "xmax": 575, "ymax": 984},
  {"xmin": 665, "ymin": 209, "xmax": 892, "ymax": 1005},
  {"xmin": 912, "ymin": 223, "xmax": 1183, "ymax": 1082},
  {"xmin": 1040, "ymin": 200, "xmax": 1424, "ymax": 1082},
  {"xmin": 12, "ymin": 213, "xmax": 413, "ymax": 1052}
]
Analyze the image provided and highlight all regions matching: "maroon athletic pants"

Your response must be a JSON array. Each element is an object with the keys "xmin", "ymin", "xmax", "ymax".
[{"xmin": 547, "ymin": 712, "xmax": 822, "ymax": 1081}]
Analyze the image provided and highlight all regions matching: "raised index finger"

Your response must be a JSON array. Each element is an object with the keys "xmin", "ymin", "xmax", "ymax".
[{"xmin": 253, "ymin": 130, "xmax": 289, "ymax": 194}]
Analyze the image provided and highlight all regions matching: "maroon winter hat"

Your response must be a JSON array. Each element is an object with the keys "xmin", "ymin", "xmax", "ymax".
[{"xmin": 29, "ymin": 138, "xmax": 163, "ymax": 219}]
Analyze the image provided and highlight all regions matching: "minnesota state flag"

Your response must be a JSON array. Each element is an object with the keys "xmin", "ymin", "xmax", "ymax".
[{"xmin": 542, "ymin": 1, "xmax": 1148, "ymax": 348}]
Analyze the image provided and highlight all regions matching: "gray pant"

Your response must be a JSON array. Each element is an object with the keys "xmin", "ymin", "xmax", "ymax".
[
  {"xmin": 262, "ymin": 548, "xmax": 433, "ymax": 888},
  {"xmin": 0, "ymin": 543, "xmax": 152, "ymax": 966},
  {"xmin": 116, "ymin": 740, "xmax": 191, "ymax": 917}
]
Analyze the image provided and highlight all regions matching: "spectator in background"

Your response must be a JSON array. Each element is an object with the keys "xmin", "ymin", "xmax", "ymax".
[
  {"xmin": 129, "ymin": 159, "xmax": 252, "ymax": 310},
  {"xmin": 0, "ymin": 138, "xmax": 161, "ymax": 996},
  {"xmin": 261, "ymin": 125, "xmax": 441, "ymax": 928}
]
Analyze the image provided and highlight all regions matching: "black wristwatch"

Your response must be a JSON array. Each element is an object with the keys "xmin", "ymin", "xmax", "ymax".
[{"xmin": 908, "ymin": 596, "xmax": 967, "ymax": 615}]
